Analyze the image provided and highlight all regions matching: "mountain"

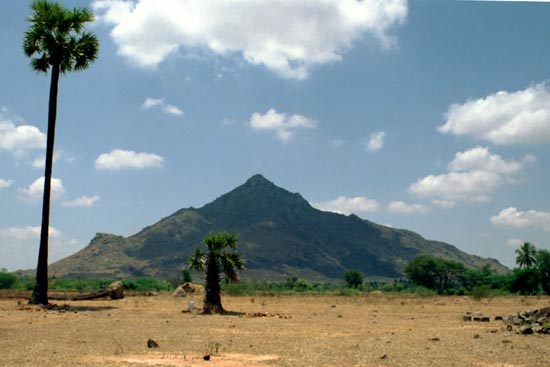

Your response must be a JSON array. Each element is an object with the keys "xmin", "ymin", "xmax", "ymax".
[{"xmin": 50, "ymin": 174, "xmax": 508, "ymax": 280}]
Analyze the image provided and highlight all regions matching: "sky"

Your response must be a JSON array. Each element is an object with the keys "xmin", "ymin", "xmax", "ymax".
[{"xmin": 1, "ymin": 0, "xmax": 550, "ymax": 271}]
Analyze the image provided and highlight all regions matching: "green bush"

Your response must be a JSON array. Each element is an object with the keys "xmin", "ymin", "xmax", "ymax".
[
  {"xmin": 122, "ymin": 277, "xmax": 173, "ymax": 292},
  {"xmin": 343, "ymin": 270, "xmax": 363, "ymax": 289},
  {"xmin": 0, "ymin": 271, "xmax": 18, "ymax": 289}
]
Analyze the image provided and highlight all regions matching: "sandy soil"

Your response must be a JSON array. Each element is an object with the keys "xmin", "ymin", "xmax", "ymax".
[{"xmin": 1, "ymin": 293, "xmax": 549, "ymax": 367}]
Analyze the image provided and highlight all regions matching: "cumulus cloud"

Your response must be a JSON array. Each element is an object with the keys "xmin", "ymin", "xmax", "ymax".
[
  {"xmin": 62, "ymin": 195, "xmax": 100, "ymax": 208},
  {"xmin": 439, "ymin": 83, "xmax": 550, "ymax": 145},
  {"xmin": 95, "ymin": 149, "xmax": 164, "ymax": 170},
  {"xmin": 0, "ymin": 226, "xmax": 82, "ymax": 271},
  {"xmin": 0, "ymin": 118, "xmax": 46, "ymax": 155},
  {"xmin": 0, "ymin": 178, "xmax": 13, "ymax": 189},
  {"xmin": 250, "ymin": 109, "xmax": 317, "ymax": 142},
  {"xmin": 409, "ymin": 147, "xmax": 531, "ymax": 204},
  {"xmin": 365, "ymin": 131, "xmax": 385, "ymax": 152},
  {"xmin": 388, "ymin": 201, "xmax": 429, "ymax": 214},
  {"xmin": 92, "ymin": 0, "xmax": 408, "ymax": 79},
  {"xmin": 142, "ymin": 97, "xmax": 184, "ymax": 116},
  {"xmin": 312, "ymin": 196, "xmax": 380, "ymax": 215},
  {"xmin": 18, "ymin": 177, "xmax": 65, "ymax": 201},
  {"xmin": 491, "ymin": 207, "xmax": 550, "ymax": 232}
]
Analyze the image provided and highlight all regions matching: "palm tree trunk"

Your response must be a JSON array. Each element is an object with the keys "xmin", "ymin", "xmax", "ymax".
[
  {"xmin": 203, "ymin": 252, "xmax": 224, "ymax": 314},
  {"xmin": 29, "ymin": 63, "xmax": 60, "ymax": 305}
]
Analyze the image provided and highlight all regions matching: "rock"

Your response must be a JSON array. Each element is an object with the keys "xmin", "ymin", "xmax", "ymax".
[
  {"xmin": 172, "ymin": 282, "xmax": 204, "ymax": 297},
  {"xmin": 147, "ymin": 339, "xmax": 159, "ymax": 348},
  {"xmin": 106, "ymin": 281, "xmax": 125, "ymax": 300},
  {"xmin": 463, "ymin": 316, "xmax": 472, "ymax": 321},
  {"xmin": 519, "ymin": 325, "xmax": 533, "ymax": 335},
  {"xmin": 512, "ymin": 316, "xmax": 523, "ymax": 326},
  {"xmin": 494, "ymin": 316, "xmax": 503, "ymax": 321},
  {"xmin": 143, "ymin": 291, "xmax": 159, "ymax": 297}
]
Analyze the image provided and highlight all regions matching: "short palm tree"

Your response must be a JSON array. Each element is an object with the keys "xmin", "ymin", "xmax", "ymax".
[
  {"xmin": 24, "ymin": 0, "xmax": 99, "ymax": 305},
  {"xmin": 189, "ymin": 232, "xmax": 245, "ymax": 314},
  {"xmin": 515, "ymin": 242, "xmax": 538, "ymax": 269}
]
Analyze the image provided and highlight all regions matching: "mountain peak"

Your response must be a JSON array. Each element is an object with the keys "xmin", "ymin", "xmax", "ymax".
[{"xmin": 244, "ymin": 174, "xmax": 273, "ymax": 187}]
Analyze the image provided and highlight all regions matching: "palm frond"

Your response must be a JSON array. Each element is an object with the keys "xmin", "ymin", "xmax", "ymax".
[
  {"xmin": 30, "ymin": 54, "xmax": 50, "ymax": 73},
  {"xmin": 189, "ymin": 247, "xmax": 206, "ymax": 272},
  {"xmin": 220, "ymin": 251, "xmax": 245, "ymax": 283}
]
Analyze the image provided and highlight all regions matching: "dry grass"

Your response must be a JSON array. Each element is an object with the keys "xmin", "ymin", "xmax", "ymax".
[{"xmin": 1, "ymin": 293, "xmax": 549, "ymax": 366}]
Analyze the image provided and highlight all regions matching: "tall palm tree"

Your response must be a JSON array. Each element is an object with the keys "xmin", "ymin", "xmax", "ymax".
[
  {"xmin": 515, "ymin": 242, "xmax": 538, "ymax": 269},
  {"xmin": 24, "ymin": 0, "xmax": 99, "ymax": 305},
  {"xmin": 189, "ymin": 232, "xmax": 245, "ymax": 314}
]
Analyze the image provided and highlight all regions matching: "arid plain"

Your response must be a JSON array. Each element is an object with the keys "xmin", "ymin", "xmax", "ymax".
[{"xmin": 1, "ymin": 293, "xmax": 549, "ymax": 367}]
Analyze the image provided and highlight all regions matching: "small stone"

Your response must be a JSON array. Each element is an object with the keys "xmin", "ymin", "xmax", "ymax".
[
  {"xmin": 380, "ymin": 354, "xmax": 387, "ymax": 359},
  {"xmin": 203, "ymin": 355, "xmax": 211, "ymax": 361},
  {"xmin": 494, "ymin": 316, "xmax": 503, "ymax": 321},
  {"xmin": 506, "ymin": 325, "xmax": 513, "ymax": 331},
  {"xmin": 147, "ymin": 339, "xmax": 160, "ymax": 348},
  {"xmin": 463, "ymin": 316, "xmax": 472, "ymax": 322},
  {"xmin": 519, "ymin": 325, "xmax": 533, "ymax": 335},
  {"xmin": 473, "ymin": 334, "xmax": 480, "ymax": 339}
]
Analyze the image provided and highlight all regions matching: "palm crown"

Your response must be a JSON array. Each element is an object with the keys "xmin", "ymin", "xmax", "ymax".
[
  {"xmin": 515, "ymin": 242, "xmax": 538, "ymax": 268},
  {"xmin": 23, "ymin": 0, "xmax": 98, "ymax": 73}
]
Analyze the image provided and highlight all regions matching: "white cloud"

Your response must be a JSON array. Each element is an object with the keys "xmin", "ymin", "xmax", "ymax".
[
  {"xmin": 250, "ymin": 109, "xmax": 317, "ymax": 142},
  {"xmin": 95, "ymin": 149, "xmax": 164, "ymax": 170},
  {"xmin": 0, "ymin": 226, "xmax": 83, "ymax": 271},
  {"xmin": 92, "ymin": 0, "xmax": 408, "ymax": 79},
  {"xmin": 62, "ymin": 195, "xmax": 100, "ymax": 208},
  {"xmin": 142, "ymin": 97, "xmax": 163, "ymax": 109},
  {"xmin": 448, "ymin": 146, "xmax": 525, "ymax": 175},
  {"xmin": 18, "ymin": 177, "xmax": 65, "ymax": 201},
  {"xmin": 388, "ymin": 201, "xmax": 429, "ymax": 214},
  {"xmin": 312, "ymin": 196, "xmax": 380, "ymax": 215},
  {"xmin": 163, "ymin": 104, "xmax": 184, "ymax": 116},
  {"xmin": 365, "ymin": 131, "xmax": 385, "ymax": 152},
  {"xmin": 142, "ymin": 97, "xmax": 184, "ymax": 116},
  {"xmin": 491, "ymin": 207, "xmax": 550, "ymax": 232},
  {"xmin": 0, "ymin": 118, "xmax": 46, "ymax": 155},
  {"xmin": 0, "ymin": 178, "xmax": 13, "ymax": 189},
  {"xmin": 439, "ymin": 83, "xmax": 550, "ymax": 145},
  {"xmin": 409, "ymin": 147, "xmax": 529, "ymax": 203}
]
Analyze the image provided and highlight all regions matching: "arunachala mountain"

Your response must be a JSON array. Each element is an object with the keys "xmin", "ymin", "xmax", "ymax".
[{"xmin": 49, "ymin": 174, "xmax": 507, "ymax": 280}]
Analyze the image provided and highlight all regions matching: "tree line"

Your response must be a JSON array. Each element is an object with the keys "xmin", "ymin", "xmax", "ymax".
[{"xmin": 403, "ymin": 242, "xmax": 550, "ymax": 296}]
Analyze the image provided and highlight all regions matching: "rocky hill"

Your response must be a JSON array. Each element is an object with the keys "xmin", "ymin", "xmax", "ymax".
[{"xmin": 50, "ymin": 174, "xmax": 508, "ymax": 280}]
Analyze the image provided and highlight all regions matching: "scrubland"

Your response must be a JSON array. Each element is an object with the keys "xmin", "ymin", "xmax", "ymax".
[{"xmin": 1, "ymin": 293, "xmax": 549, "ymax": 367}]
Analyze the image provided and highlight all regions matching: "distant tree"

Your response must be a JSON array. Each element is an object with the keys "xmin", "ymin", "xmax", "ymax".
[
  {"xmin": 515, "ymin": 242, "xmax": 538, "ymax": 269},
  {"xmin": 536, "ymin": 249, "xmax": 550, "ymax": 295},
  {"xmin": 404, "ymin": 255, "xmax": 466, "ymax": 294},
  {"xmin": 24, "ymin": 0, "xmax": 99, "ymax": 305},
  {"xmin": 0, "ymin": 271, "xmax": 18, "ymax": 289},
  {"xmin": 508, "ymin": 267, "xmax": 540, "ymax": 295},
  {"xmin": 182, "ymin": 268, "xmax": 193, "ymax": 283},
  {"xmin": 343, "ymin": 270, "xmax": 363, "ymax": 289},
  {"xmin": 189, "ymin": 232, "xmax": 245, "ymax": 314}
]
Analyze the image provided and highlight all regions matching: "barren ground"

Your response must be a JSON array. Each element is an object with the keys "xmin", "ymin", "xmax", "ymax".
[{"xmin": 1, "ymin": 292, "xmax": 549, "ymax": 367}]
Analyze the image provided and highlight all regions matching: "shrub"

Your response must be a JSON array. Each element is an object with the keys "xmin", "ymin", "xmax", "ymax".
[
  {"xmin": 0, "ymin": 271, "xmax": 18, "ymax": 289},
  {"xmin": 343, "ymin": 270, "xmax": 363, "ymax": 289}
]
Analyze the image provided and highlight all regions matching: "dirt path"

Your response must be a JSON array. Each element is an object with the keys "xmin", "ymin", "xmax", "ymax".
[{"xmin": 1, "ymin": 294, "xmax": 549, "ymax": 366}]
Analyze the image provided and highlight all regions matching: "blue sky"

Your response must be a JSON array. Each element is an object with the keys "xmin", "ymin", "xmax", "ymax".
[{"xmin": 2, "ymin": 0, "xmax": 550, "ymax": 271}]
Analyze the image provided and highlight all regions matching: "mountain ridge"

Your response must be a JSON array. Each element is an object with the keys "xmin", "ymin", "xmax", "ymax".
[{"xmin": 49, "ymin": 174, "xmax": 508, "ymax": 280}]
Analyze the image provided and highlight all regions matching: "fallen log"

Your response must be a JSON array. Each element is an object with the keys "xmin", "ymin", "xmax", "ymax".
[{"xmin": 49, "ymin": 281, "xmax": 124, "ymax": 301}]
